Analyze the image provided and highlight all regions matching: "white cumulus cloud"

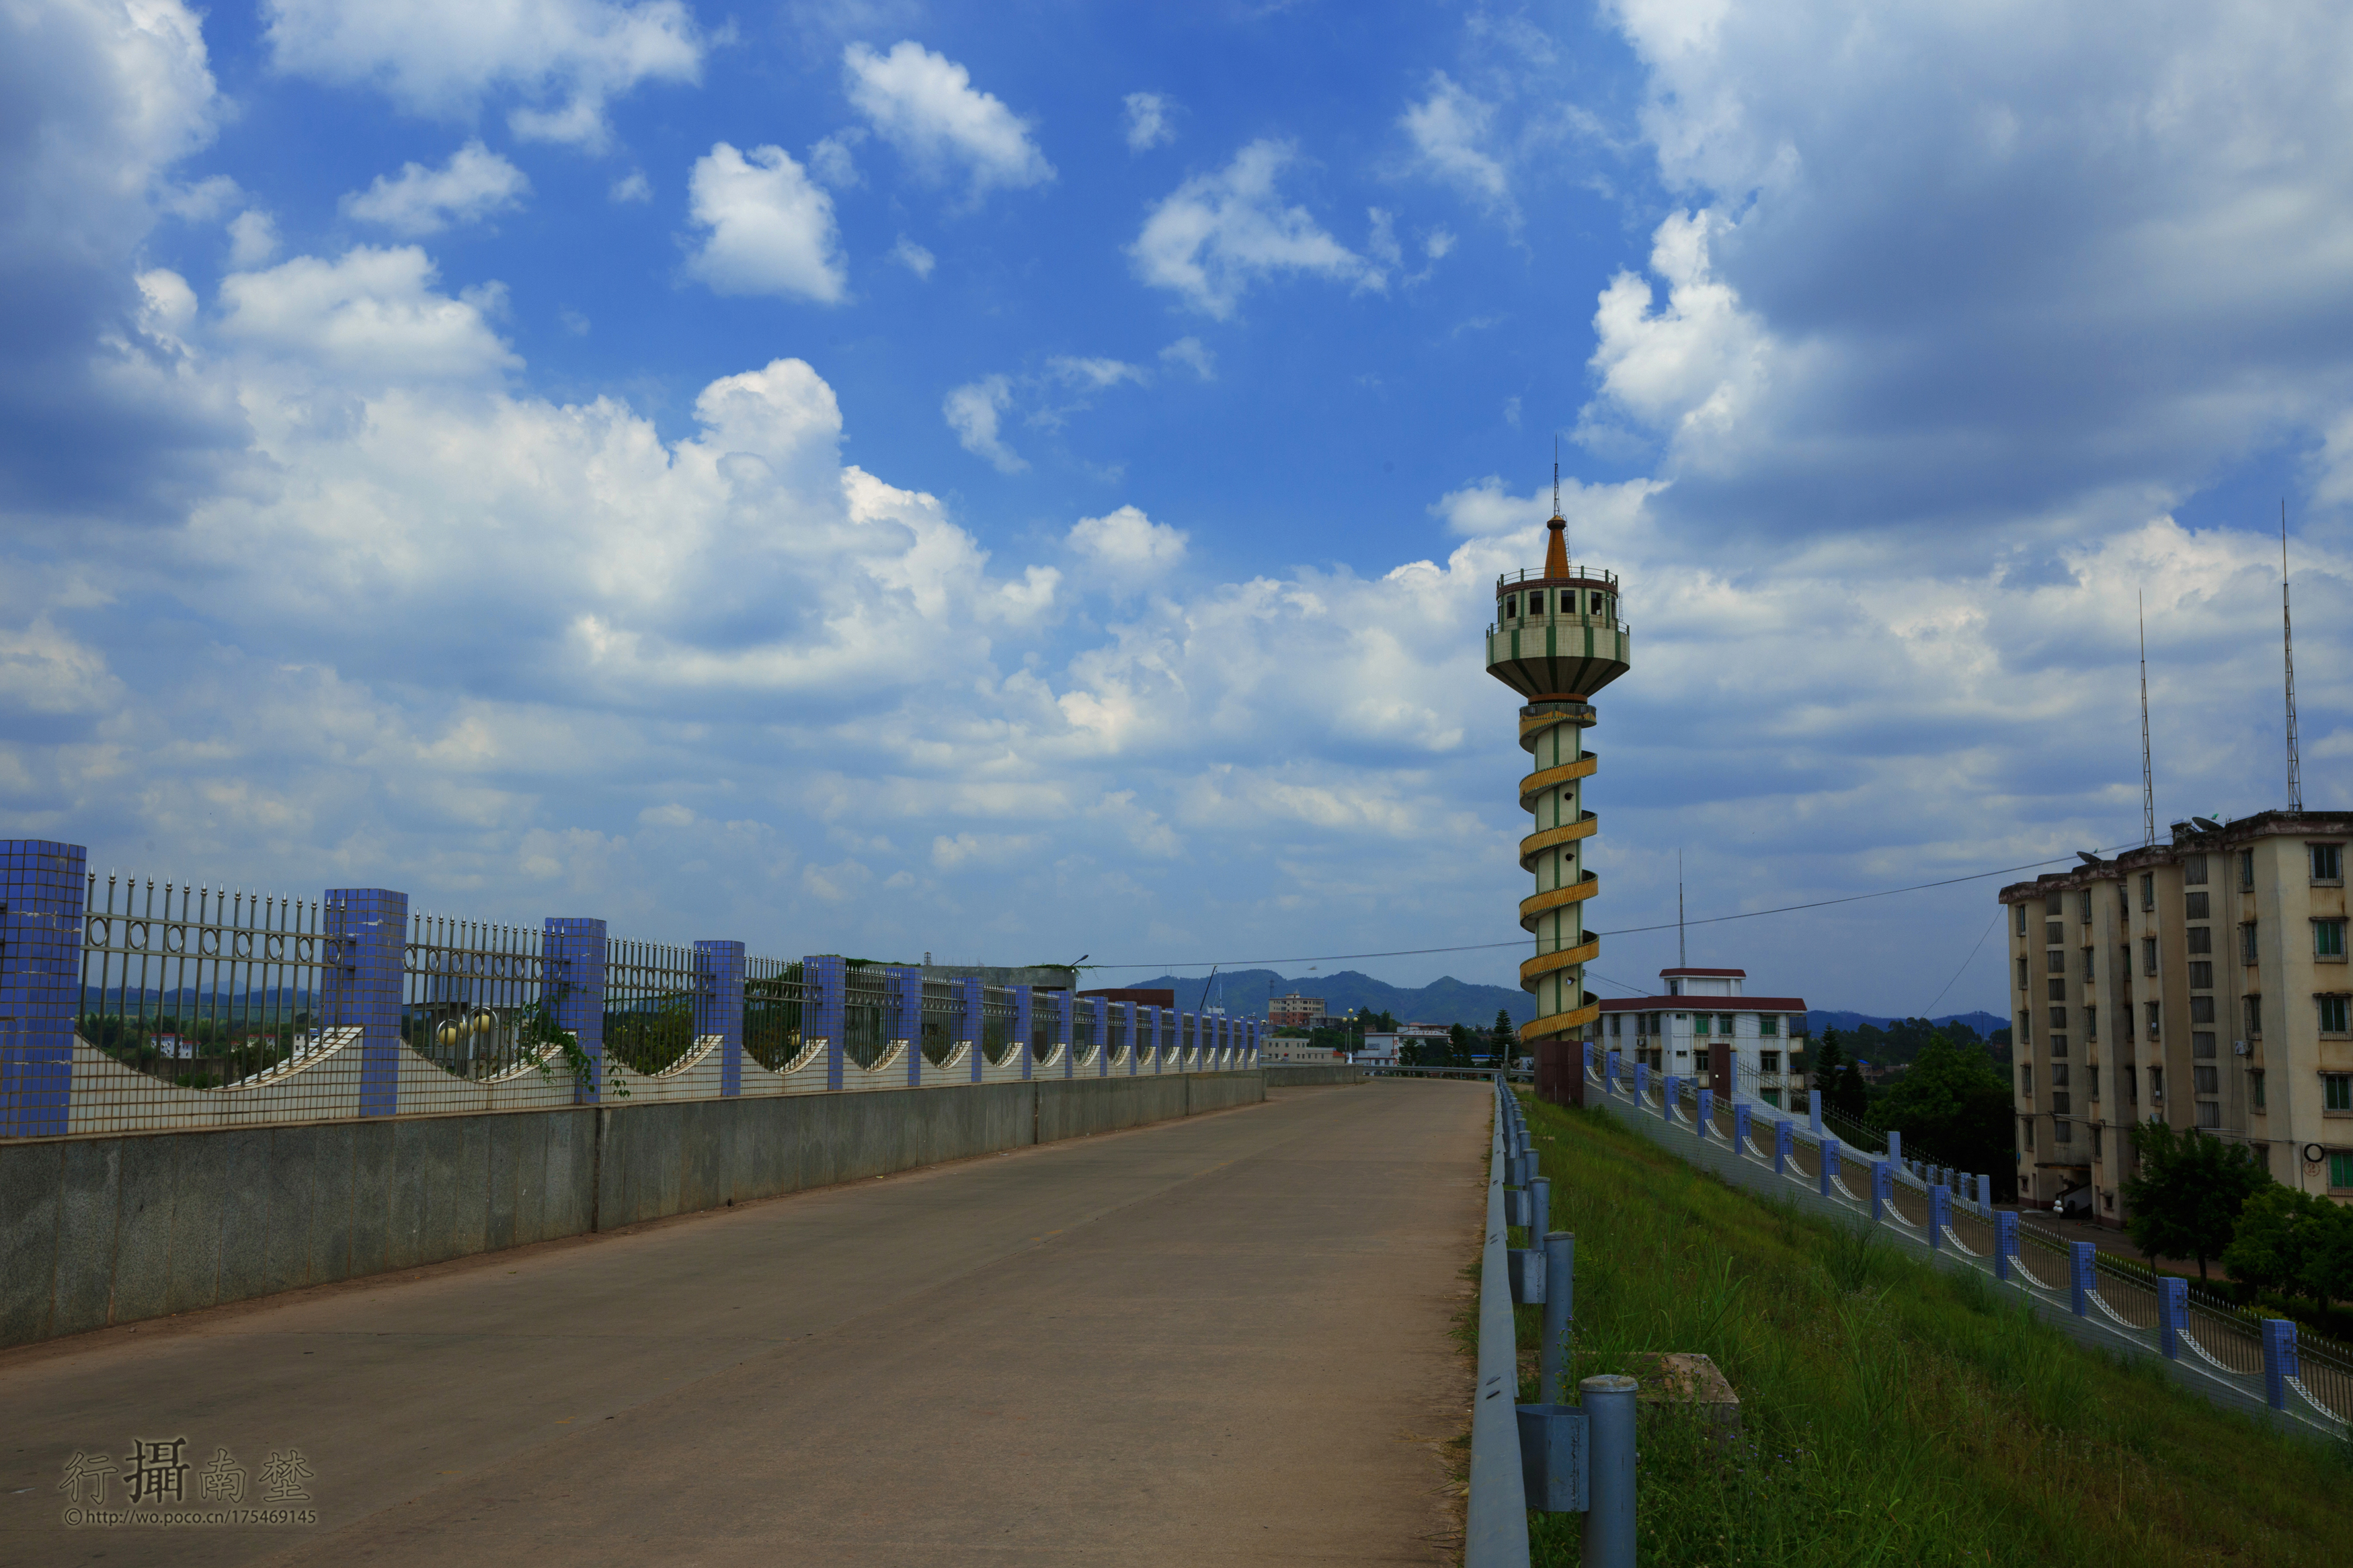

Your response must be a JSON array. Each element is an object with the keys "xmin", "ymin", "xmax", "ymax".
[
  {"xmin": 216, "ymin": 245, "xmax": 522, "ymax": 384},
  {"xmin": 890, "ymin": 236, "xmax": 936, "ymax": 278},
  {"xmin": 843, "ymin": 41, "xmax": 1053, "ymax": 200},
  {"xmin": 263, "ymin": 0, "xmax": 703, "ymax": 149},
  {"xmin": 342, "ymin": 142, "xmax": 530, "ymax": 235},
  {"xmin": 1123, "ymin": 91, "xmax": 1173, "ymax": 152},
  {"xmin": 1129, "ymin": 140, "xmax": 1381, "ymax": 319},
  {"xmin": 684, "ymin": 143, "xmax": 847, "ymax": 304},
  {"xmin": 944, "ymin": 375, "xmax": 1024, "ymax": 472},
  {"xmin": 1068, "ymin": 505, "xmax": 1187, "ymax": 583},
  {"xmin": 1400, "ymin": 73, "xmax": 1512, "ymax": 217}
]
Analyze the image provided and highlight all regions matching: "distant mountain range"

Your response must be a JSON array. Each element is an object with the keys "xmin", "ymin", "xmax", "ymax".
[{"xmin": 1111, "ymin": 971, "xmax": 2007, "ymax": 1040}]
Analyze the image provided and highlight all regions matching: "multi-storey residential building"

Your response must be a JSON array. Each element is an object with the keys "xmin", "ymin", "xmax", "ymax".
[
  {"xmin": 2000, "ymin": 811, "xmax": 2353, "ymax": 1219},
  {"xmin": 1597, "ymin": 968, "xmax": 1810, "ymax": 1106},
  {"xmin": 1268, "ymin": 992, "xmax": 1328, "ymax": 1030}
]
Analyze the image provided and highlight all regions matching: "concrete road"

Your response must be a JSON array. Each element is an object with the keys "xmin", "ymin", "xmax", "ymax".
[{"xmin": 0, "ymin": 1079, "xmax": 1488, "ymax": 1566}]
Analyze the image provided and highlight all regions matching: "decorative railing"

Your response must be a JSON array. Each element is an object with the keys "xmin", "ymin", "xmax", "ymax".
[{"xmin": 402, "ymin": 913, "xmax": 553, "ymax": 1081}]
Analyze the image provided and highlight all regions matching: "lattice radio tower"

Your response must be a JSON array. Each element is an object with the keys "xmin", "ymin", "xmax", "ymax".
[
  {"xmin": 2139, "ymin": 591, "xmax": 2155, "ymax": 847},
  {"xmin": 2284, "ymin": 501, "xmax": 2302, "ymax": 813}
]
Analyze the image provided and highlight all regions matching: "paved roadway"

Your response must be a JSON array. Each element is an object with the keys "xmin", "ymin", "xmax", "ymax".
[{"xmin": 0, "ymin": 1079, "xmax": 1488, "ymax": 1566}]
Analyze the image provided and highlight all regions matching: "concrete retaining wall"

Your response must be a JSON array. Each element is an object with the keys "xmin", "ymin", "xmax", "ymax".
[
  {"xmin": 1263, "ymin": 1065, "xmax": 1368, "ymax": 1087},
  {"xmin": 0, "ymin": 1072, "xmax": 1266, "ymax": 1349}
]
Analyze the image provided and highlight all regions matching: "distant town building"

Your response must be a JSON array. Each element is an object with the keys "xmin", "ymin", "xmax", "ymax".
[
  {"xmin": 1263, "ymin": 1036, "xmax": 1345, "ymax": 1064},
  {"xmin": 2000, "ymin": 811, "xmax": 2353, "ymax": 1217},
  {"xmin": 1597, "ymin": 968, "xmax": 1810, "ymax": 1108},
  {"xmin": 1078, "ymin": 987, "xmax": 1176, "ymax": 1008},
  {"xmin": 1269, "ymin": 992, "xmax": 1328, "ymax": 1030},
  {"xmin": 1357, "ymin": 1024, "xmax": 1450, "ymax": 1065}
]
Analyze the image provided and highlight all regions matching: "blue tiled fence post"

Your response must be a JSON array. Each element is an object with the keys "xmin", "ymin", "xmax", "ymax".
[
  {"xmin": 805, "ymin": 955, "xmax": 846, "ymax": 1091},
  {"xmin": 2069, "ymin": 1241, "xmax": 2096, "ymax": 1317},
  {"xmin": 2158, "ymin": 1276, "xmax": 2186, "ymax": 1359},
  {"xmin": 1819, "ymin": 1138, "xmax": 1840, "ymax": 1198},
  {"xmin": 1090, "ymin": 995, "xmax": 1109, "ymax": 1077},
  {"xmin": 544, "ymin": 917, "xmax": 606, "ymax": 1102},
  {"xmin": 1808, "ymin": 1087, "xmax": 1822, "ymax": 1137},
  {"xmin": 1774, "ymin": 1119, "xmax": 1792, "ymax": 1175},
  {"xmin": 1734, "ymin": 1100, "xmax": 1751, "ymax": 1151},
  {"xmin": 695, "ymin": 940, "xmax": 744, "ymax": 1098},
  {"xmin": 1995, "ymin": 1210, "xmax": 2019, "ymax": 1282},
  {"xmin": 1697, "ymin": 1086, "xmax": 1714, "ymax": 1137},
  {"xmin": 887, "ymin": 964, "xmax": 922, "ymax": 1086},
  {"xmin": 1663, "ymin": 1073, "xmax": 1679, "ymax": 1120},
  {"xmin": 1634, "ymin": 1061, "xmax": 1649, "ymax": 1103},
  {"xmin": 2262, "ymin": 1319, "xmax": 2297, "ymax": 1409},
  {"xmin": 1928, "ymin": 1184, "xmax": 1950, "ymax": 1251},
  {"xmin": 1885, "ymin": 1128, "xmax": 1901, "ymax": 1165},
  {"xmin": 1604, "ymin": 1048, "xmax": 1620, "ymax": 1093},
  {"xmin": 0, "ymin": 840, "xmax": 87, "ymax": 1138},
  {"xmin": 1870, "ymin": 1161, "xmax": 1892, "ymax": 1223},
  {"xmin": 328, "ymin": 887, "xmax": 409, "ymax": 1118}
]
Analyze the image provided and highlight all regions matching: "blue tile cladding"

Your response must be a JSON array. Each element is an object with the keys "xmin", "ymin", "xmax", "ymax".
[
  {"xmin": 325, "ymin": 887, "xmax": 408, "ymax": 1119},
  {"xmin": 544, "ymin": 917, "xmax": 608, "ymax": 1103},
  {"xmin": 695, "ymin": 940, "xmax": 745, "ymax": 1098},
  {"xmin": 1, "ymin": 841, "xmax": 88, "ymax": 1138}
]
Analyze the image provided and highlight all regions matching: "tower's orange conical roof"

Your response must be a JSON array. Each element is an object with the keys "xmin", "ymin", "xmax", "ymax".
[{"xmin": 1543, "ymin": 512, "xmax": 1569, "ymax": 578}]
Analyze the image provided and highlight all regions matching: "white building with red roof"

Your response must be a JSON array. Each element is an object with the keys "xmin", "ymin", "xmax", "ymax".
[{"xmin": 1596, "ymin": 968, "xmax": 1811, "ymax": 1108}]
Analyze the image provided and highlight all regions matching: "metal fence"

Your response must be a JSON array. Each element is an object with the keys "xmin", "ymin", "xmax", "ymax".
[
  {"xmin": 745, "ymin": 957, "xmax": 807, "ymax": 1071},
  {"xmin": 604, "ymin": 939, "xmax": 702, "ymax": 1077},
  {"xmin": 1605, "ymin": 1056, "xmax": 2350, "ymax": 1438},
  {"xmin": 401, "ymin": 913, "xmax": 552, "ymax": 1081}
]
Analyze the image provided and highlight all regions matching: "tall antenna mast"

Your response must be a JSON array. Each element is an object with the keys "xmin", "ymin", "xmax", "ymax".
[
  {"xmin": 1677, "ymin": 847, "xmax": 1687, "ymax": 968},
  {"xmin": 2139, "ymin": 592, "xmax": 2155, "ymax": 846},
  {"xmin": 2284, "ymin": 499, "xmax": 2302, "ymax": 812},
  {"xmin": 1553, "ymin": 437, "xmax": 1566, "ymax": 562}
]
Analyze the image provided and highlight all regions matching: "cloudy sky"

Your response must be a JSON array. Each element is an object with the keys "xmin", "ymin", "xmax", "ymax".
[{"xmin": 3, "ymin": 0, "xmax": 2347, "ymax": 1016}]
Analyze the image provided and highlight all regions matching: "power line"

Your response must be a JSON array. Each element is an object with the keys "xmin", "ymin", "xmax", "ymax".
[
  {"xmin": 1923, "ymin": 907, "xmax": 2002, "ymax": 1018},
  {"xmin": 1087, "ymin": 839, "xmax": 2144, "ymax": 973}
]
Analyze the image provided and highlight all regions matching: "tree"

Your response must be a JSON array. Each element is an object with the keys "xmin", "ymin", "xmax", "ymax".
[
  {"xmin": 1492, "ymin": 1008, "xmax": 1516, "ymax": 1062},
  {"xmin": 2120, "ymin": 1121, "xmax": 2272, "ymax": 1280},
  {"xmin": 2226, "ymin": 1186, "xmax": 2353, "ymax": 1309},
  {"xmin": 1833, "ymin": 1059, "xmax": 1870, "ymax": 1118},
  {"xmin": 1811, "ymin": 1028, "xmax": 1846, "ymax": 1091},
  {"xmin": 1870, "ymin": 1032, "xmax": 2013, "ymax": 1190}
]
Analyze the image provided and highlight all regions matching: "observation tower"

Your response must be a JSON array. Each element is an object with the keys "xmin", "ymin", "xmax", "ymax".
[{"xmin": 1485, "ymin": 481, "xmax": 1630, "ymax": 1072}]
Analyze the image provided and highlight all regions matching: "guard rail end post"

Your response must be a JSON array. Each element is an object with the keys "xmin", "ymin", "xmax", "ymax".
[
  {"xmin": 1820, "ymin": 1137, "xmax": 1840, "ymax": 1199},
  {"xmin": 2070, "ymin": 1241, "xmax": 2096, "ymax": 1317},
  {"xmin": 1995, "ymin": 1210, "xmax": 2018, "ymax": 1282},
  {"xmin": 1929, "ymin": 1183, "xmax": 1950, "ymax": 1251},
  {"xmin": 2262, "ymin": 1319, "xmax": 2296, "ymax": 1411},
  {"xmin": 2159, "ymin": 1275, "xmax": 2186, "ymax": 1359},
  {"xmin": 1580, "ymin": 1374, "xmax": 1638, "ymax": 1568},
  {"xmin": 1540, "ymin": 1231, "xmax": 1574, "ymax": 1405},
  {"xmin": 1531, "ymin": 1175, "xmax": 1551, "ymax": 1242}
]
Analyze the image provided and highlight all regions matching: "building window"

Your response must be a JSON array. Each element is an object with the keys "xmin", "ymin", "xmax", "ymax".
[
  {"xmin": 2317, "ymin": 919, "xmax": 2346, "ymax": 960},
  {"xmin": 2186, "ymin": 891, "xmax": 2210, "ymax": 919},
  {"xmin": 2150, "ymin": 1066, "xmax": 2163, "ymax": 1101},
  {"xmin": 2185, "ymin": 854, "xmax": 2208, "ymax": 886},
  {"xmin": 2085, "ymin": 1005, "xmax": 2098, "ymax": 1042},
  {"xmin": 2123, "ymin": 1065, "xmax": 2137, "ymax": 1102},
  {"xmin": 2048, "ymin": 980, "xmax": 2066, "ymax": 1003},
  {"xmin": 2014, "ymin": 903, "xmax": 2028, "ymax": 937},
  {"xmin": 2193, "ymin": 1032, "xmax": 2216, "ymax": 1058},
  {"xmin": 2050, "ymin": 1005, "xmax": 2068, "ymax": 1029},
  {"xmin": 1761, "ymin": 1088, "xmax": 1780, "ymax": 1108},
  {"xmin": 2145, "ymin": 1001, "xmax": 2161, "ymax": 1039},
  {"xmin": 2186, "ymin": 927, "xmax": 2211, "ymax": 956},
  {"xmin": 2245, "ymin": 995, "xmax": 2262, "ymax": 1036},
  {"xmin": 1760, "ymin": 1050, "xmax": 1781, "ymax": 1072},
  {"xmin": 2196, "ymin": 1101, "xmax": 2221, "ymax": 1129},
  {"xmin": 2315, "ymin": 843, "xmax": 2345, "ymax": 883},
  {"xmin": 2018, "ymin": 956, "xmax": 2030, "ymax": 990},
  {"xmin": 2251, "ymin": 1071, "xmax": 2266, "ymax": 1111},
  {"xmin": 2241, "ymin": 849, "xmax": 2256, "ymax": 889},
  {"xmin": 2046, "ymin": 920, "xmax": 2064, "ymax": 946},
  {"xmin": 2050, "ymin": 1061, "xmax": 2069, "ymax": 1087},
  {"xmin": 2143, "ymin": 938, "xmax": 2158, "ymax": 975},
  {"xmin": 1718, "ymin": 1014, "xmax": 1734, "ymax": 1035},
  {"xmin": 1759, "ymin": 1015, "xmax": 1780, "ymax": 1036},
  {"xmin": 2046, "ymin": 895, "xmax": 2064, "ymax": 917},
  {"xmin": 2050, "ymin": 946, "xmax": 2067, "ymax": 974},
  {"xmin": 2141, "ymin": 872, "xmax": 2155, "ymax": 910},
  {"xmin": 2022, "ymin": 1117, "xmax": 2036, "ymax": 1151},
  {"xmin": 2021, "ymin": 1063, "xmax": 2034, "ymax": 1094},
  {"xmin": 2082, "ymin": 946, "xmax": 2096, "ymax": 982},
  {"xmin": 1694, "ymin": 1014, "xmax": 1710, "ymax": 1035},
  {"xmin": 2190, "ymin": 996, "xmax": 2215, "ymax": 1025},
  {"xmin": 2194, "ymin": 1066, "xmax": 2219, "ymax": 1094},
  {"xmin": 2321, "ymin": 997, "xmax": 2350, "ymax": 1036},
  {"xmin": 2018, "ymin": 1011, "xmax": 2032, "ymax": 1046},
  {"xmin": 2241, "ymin": 922, "xmax": 2259, "ymax": 964},
  {"xmin": 2189, "ymin": 961, "xmax": 2213, "ymax": 990},
  {"xmin": 2055, "ymin": 1119, "xmax": 2073, "ymax": 1145},
  {"xmin": 2050, "ymin": 1032, "xmax": 2069, "ymax": 1057},
  {"xmin": 2079, "ymin": 890, "xmax": 2093, "ymax": 923},
  {"xmin": 2326, "ymin": 1073, "xmax": 2353, "ymax": 1112},
  {"xmin": 2092, "ymin": 1124, "xmax": 2103, "ymax": 1157}
]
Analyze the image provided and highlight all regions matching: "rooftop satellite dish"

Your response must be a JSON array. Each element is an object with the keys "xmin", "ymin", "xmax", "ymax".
[
  {"xmin": 2192, "ymin": 817, "xmax": 2223, "ymax": 833},
  {"xmin": 2076, "ymin": 852, "xmax": 2104, "ymax": 866}
]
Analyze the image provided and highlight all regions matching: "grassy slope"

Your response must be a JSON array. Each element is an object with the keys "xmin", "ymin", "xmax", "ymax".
[{"xmin": 1513, "ymin": 1092, "xmax": 2348, "ymax": 1567}]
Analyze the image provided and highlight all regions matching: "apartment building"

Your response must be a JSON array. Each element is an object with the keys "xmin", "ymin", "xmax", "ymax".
[
  {"xmin": 1268, "ymin": 992, "xmax": 1328, "ymax": 1030},
  {"xmin": 2000, "ymin": 810, "xmax": 2353, "ymax": 1219},
  {"xmin": 1597, "ymin": 968, "xmax": 1810, "ymax": 1106}
]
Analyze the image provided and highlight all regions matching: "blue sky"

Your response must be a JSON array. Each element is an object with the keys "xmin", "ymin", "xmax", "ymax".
[{"xmin": 3, "ymin": 0, "xmax": 2348, "ymax": 1017}]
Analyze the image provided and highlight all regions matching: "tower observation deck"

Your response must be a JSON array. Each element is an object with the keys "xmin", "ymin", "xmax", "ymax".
[{"xmin": 1484, "ymin": 503, "xmax": 1630, "ymax": 1056}]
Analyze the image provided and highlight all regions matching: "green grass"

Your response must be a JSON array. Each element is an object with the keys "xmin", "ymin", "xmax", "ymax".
[{"xmin": 1509, "ymin": 1092, "xmax": 2350, "ymax": 1567}]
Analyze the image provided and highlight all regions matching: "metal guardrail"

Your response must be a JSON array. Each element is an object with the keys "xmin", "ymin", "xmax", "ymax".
[{"xmin": 1596, "ymin": 1050, "xmax": 2348, "ymax": 1438}]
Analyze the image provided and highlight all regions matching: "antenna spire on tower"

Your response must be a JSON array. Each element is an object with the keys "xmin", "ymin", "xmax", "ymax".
[
  {"xmin": 1677, "ymin": 847, "xmax": 1687, "ymax": 968},
  {"xmin": 2284, "ymin": 499, "xmax": 2302, "ymax": 813},
  {"xmin": 2139, "ymin": 591, "xmax": 2155, "ymax": 847}
]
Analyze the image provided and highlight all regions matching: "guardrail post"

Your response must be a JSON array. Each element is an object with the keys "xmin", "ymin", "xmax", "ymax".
[
  {"xmin": 805, "ymin": 954, "xmax": 846, "ymax": 1091},
  {"xmin": 1662, "ymin": 1073, "xmax": 1679, "ymax": 1120},
  {"xmin": 1531, "ymin": 1175, "xmax": 1550, "ymax": 1240},
  {"xmin": 1808, "ymin": 1088, "xmax": 1823, "ymax": 1137},
  {"xmin": 1697, "ymin": 1085, "xmax": 1714, "ymax": 1136},
  {"xmin": 1734, "ymin": 1100, "xmax": 1751, "ymax": 1153},
  {"xmin": 2158, "ymin": 1276, "xmax": 2186, "ymax": 1359},
  {"xmin": 2070, "ymin": 1241, "xmax": 2096, "ymax": 1316},
  {"xmin": 1634, "ymin": 1061, "xmax": 1649, "ymax": 1104},
  {"xmin": 1995, "ymin": 1210, "xmax": 2018, "ymax": 1281},
  {"xmin": 1540, "ymin": 1231, "xmax": 1574, "ymax": 1403},
  {"xmin": 1820, "ymin": 1137, "xmax": 1840, "ymax": 1198},
  {"xmin": 327, "ymin": 887, "xmax": 410, "ymax": 1116},
  {"xmin": 1929, "ymin": 1183, "xmax": 1950, "ymax": 1250},
  {"xmin": 694, "ymin": 940, "xmax": 745, "ymax": 1097},
  {"xmin": 2262, "ymin": 1319, "xmax": 2297, "ymax": 1410},
  {"xmin": 1870, "ymin": 1160, "xmax": 1892, "ymax": 1222},
  {"xmin": 1605, "ymin": 1048, "xmax": 1620, "ymax": 1093},
  {"xmin": 1580, "ymin": 1374, "xmax": 1638, "ymax": 1568},
  {"xmin": 1885, "ymin": 1127, "xmax": 1901, "ymax": 1164},
  {"xmin": 1775, "ymin": 1118, "xmax": 1792, "ymax": 1175},
  {"xmin": 0, "ymin": 840, "xmax": 87, "ymax": 1139},
  {"xmin": 544, "ymin": 917, "xmax": 606, "ymax": 1103}
]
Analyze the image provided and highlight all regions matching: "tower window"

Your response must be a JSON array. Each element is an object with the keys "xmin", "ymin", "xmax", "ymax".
[
  {"xmin": 2317, "ymin": 919, "xmax": 2347, "ymax": 960},
  {"xmin": 2315, "ymin": 843, "xmax": 2344, "ymax": 883},
  {"xmin": 1503, "ymin": 595, "xmax": 1518, "ymax": 618}
]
